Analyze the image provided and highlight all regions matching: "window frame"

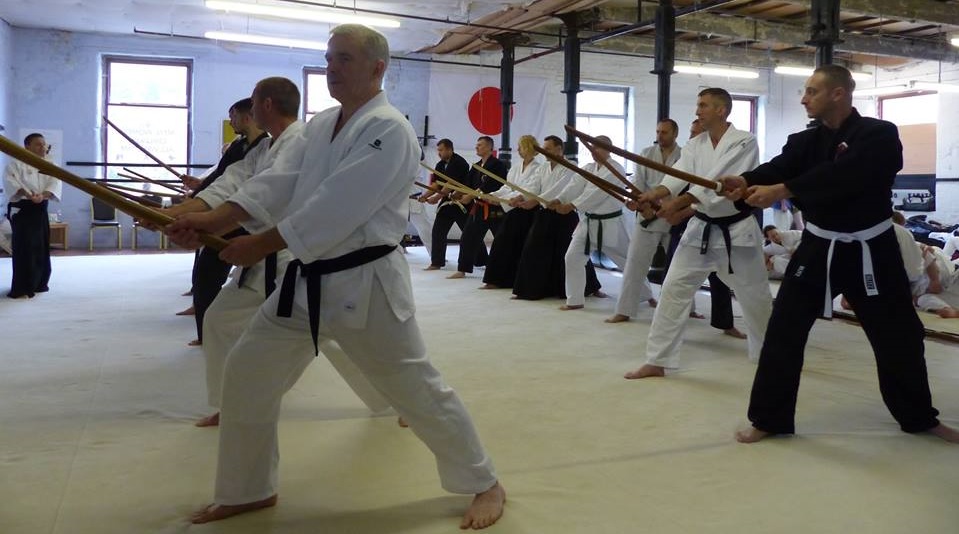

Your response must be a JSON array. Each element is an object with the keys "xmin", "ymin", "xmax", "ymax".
[
  {"xmin": 101, "ymin": 55, "xmax": 193, "ymax": 181},
  {"xmin": 303, "ymin": 66, "xmax": 336, "ymax": 122},
  {"xmin": 575, "ymin": 84, "xmax": 631, "ymax": 165},
  {"xmin": 730, "ymin": 94, "xmax": 758, "ymax": 134}
]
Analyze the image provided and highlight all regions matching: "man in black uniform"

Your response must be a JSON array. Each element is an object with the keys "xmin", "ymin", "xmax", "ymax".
[
  {"xmin": 448, "ymin": 136, "xmax": 507, "ymax": 279},
  {"xmin": 720, "ymin": 65, "xmax": 958, "ymax": 443},
  {"xmin": 180, "ymin": 98, "xmax": 268, "ymax": 345},
  {"xmin": 419, "ymin": 138, "xmax": 487, "ymax": 270}
]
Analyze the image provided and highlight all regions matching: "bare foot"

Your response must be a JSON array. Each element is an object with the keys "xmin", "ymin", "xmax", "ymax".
[
  {"xmin": 929, "ymin": 423, "xmax": 959, "ymax": 443},
  {"xmin": 590, "ymin": 290, "xmax": 609, "ymax": 298},
  {"xmin": 734, "ymin": 426, "xmax": 771, "ymax": 443},
  {"xmin": 447, "ymin": 272, "xmax": 466, "ymax": 279},
  {"xmin": 936, "ymin": 307, "xmax": 959, "ymax": 319},
  {"xmin": 689, "ymin": 311, "xmax": 705, "ymax": 319},
  {"xmin": 176, "ymin": 306, "xmax": 195, "ymax": 316},
  {"xmin": 460, "ymin": 482, "xmax": 506, "ymax": 530},
  {"xmin": 397, "ymin": 416, "xmax": 409, "ymax": 428},
  {"xmin": 188, "ymin": 339, "xmax": 202, "ymax": 347},
  {"xmin": 559, "ymin": 304, "xmax": 584, "ymax": 311},
  {"xmin": 723, "ymin": 327, "xmax": 747, "ymax": 339},
  {"xmin": 840, "ymin": 296, "xmax": 853, "ymax": 311},
  {"xmin": 624, "ymin": 364, "xmax": 665, "ymax": 379},
  {"xmin": 479, "ymin": 283, "xmax": 499, "ymax": 290},
  {"xmin": 605, "ymin": 314, "xmax": 630, "ymax": 324},
  {"xmin": 647, "ymin": 298, "xmax": 658, "ymax": 308},
  {"xmin": 181, "ymin": 290, "xmax": 193, "ymax": 296},
  {"xmin": 191, "ymin": 494, "xmax": 278, "ymax": 524},
  {"xmin": 423, "ymin": 265, "xmax": 442, "ymax": 271},
  {"xmin": 195, "ymin": 412, "xmax": 220, "ymax": 427}
]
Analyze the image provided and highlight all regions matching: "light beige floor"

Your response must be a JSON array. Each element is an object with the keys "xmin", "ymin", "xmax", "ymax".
[{"xmin": 1, "ymin": 250, "xmax": 957, "ymax": 534}]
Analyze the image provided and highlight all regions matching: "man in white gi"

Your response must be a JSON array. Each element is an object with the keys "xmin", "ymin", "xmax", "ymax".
[
  {"xmin": 625, "ymin": 88, "xmax": 772, "ymax": 379},
  {"xmin": 762, "ymin": 225, "xmax": 803, "ymax": 279},
  {"xmin": 549, "ymin": 136, "xmax": 629, "ymax": 310},
  {"xmin": 4, "ymin": 133, "xmax": 61, "ymax": 299},
  {"xmin": 607, "ymin": 119, "xmax": 681, "ymax": 323},
  {"xmin": 166, "ymin": 25, "xmax": 504, "ymax": 528},
  {"xmin": 152, "ymin": 77, "xmax": 390, "ymax": 427}
]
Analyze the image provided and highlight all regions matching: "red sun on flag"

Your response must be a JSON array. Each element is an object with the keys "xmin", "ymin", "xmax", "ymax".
[{"xmin": 467, "ymin": 86, "xmax": 514, "ymax": 136}]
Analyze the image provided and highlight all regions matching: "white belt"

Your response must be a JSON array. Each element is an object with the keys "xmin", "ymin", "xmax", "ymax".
[{"xmin": 805, "ymin": 219, "xmax": 892, "ymax": 318}]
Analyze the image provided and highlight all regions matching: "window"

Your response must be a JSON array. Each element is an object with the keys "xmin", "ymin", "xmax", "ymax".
[
  {"xmin": 879, "ymin": 92, "xmax": 938, "ymax": 174},
  {"xmin": 304, "ymin": 67, "xmax": 338, "ymax": 122},
  {"xmin": 729, "ymin": 95, "xmax": 757, "ymax": 134},
  {"xmin": 575, "ymin": 85, "xmax": 630, "ymax": 166},
  {"xmin": 102, "ymin": 57, "xmax": 192, "ymax": 191}
]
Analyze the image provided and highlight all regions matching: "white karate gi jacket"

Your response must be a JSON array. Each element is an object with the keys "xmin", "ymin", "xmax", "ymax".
[
  {"xmin": 229, "ymin": 92, "xmax": 421, "ymax": 329},
  {"xmin": 633, "ymin": 144, "xmax": 681, "ymax": 234},
  {"xmin": 659, "ymin": 125, "xmax": 760, "ymax": 249},
  {"xmin": 196, "ymin": 121, "xmax": 305, "ymax": 295},
  {"xmin": 3, "ymin": 159, "xmax": 62, "ymax": 214},
  {"xmin": 538, "ymin": 163, "xmax": 575, "ymax": 201},
  {"xmin": 489, "ymin": 158, "xmax": 545, "ymax": 212}
]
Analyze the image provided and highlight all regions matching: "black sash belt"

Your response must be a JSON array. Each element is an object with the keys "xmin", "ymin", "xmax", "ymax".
[
  {"xmin": 693, "ymin": 210, "xmax": 753, "ymax": 274},
  {"xmin": 237, "ymin": 252, "xmax": 278, "ymax": 296},
  {"xmin": 276, "ymin": 244, "xmax": 397, "ymax": 355},
  {"xmin": 584, "ymin": 209, "xmax": 623, "ymax": 255}
]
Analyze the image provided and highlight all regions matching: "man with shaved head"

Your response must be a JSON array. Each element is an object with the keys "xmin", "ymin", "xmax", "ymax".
[{"xmin": 720, "ymin": 64, "xmax": 959, "ymax": 444}]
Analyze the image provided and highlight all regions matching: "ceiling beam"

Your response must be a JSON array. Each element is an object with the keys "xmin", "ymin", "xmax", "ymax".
[
  {"xmin": 796, "ymin": 0, "xmax": 959, "ymax": 27},
  {"xmin": 677, "ymin": 12, "xmax": 958, "ymax": 62},
  {"xmin": 527, "ymin": 32, "xmax": 858, "ymax": 71},
  {"xmin": 585, "ymin": 7, "xmax": 957, "ymax": 62}
]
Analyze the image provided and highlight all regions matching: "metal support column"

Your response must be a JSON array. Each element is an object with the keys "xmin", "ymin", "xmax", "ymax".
[
  {"xmin": 493, "ymin": 34, "xmax": 522, "ymax": 169},
  {"xmin": 558, "ymin": 12, "xmax": 583, "ymax": 162},
  {"xmin": 808, "ymin": 0, "xmax": 842, "ymax": 67},
  {"xmin": 652, "ymin": 0, "xmax": 676, "ymax": 121}
]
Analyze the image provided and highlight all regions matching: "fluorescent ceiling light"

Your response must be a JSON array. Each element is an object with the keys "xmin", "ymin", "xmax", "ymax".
[
  {"xmin": 206, "ymin": 0, "xmax": 401, "ymax": 28},
  {"xmin": 952, "ymin": 37, "xmax": 959, "ymax": 47},
  {"xmin": 852, "ymin": 85, "xmax": 909, "ymax": 97},
  {"xmin": 774, "ymin": 65, "xmax": 870, "ymax": 81},
  {"xmin": 674, "ymin": 65, "xmax": 759, "ymax": 79},
  {"xmin": 774, "ymin": 66, "xmax": 814, "ymax": 77},
  {"xmin": 910, "ymin": 81, "xmax": 959, "ymax": 93},
  {"xmin": 204, "ymin": 31, "xmax": 327, "ymax": 50}
]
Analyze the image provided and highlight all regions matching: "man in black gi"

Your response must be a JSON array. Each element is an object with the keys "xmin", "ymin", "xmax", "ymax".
[
  {"xmin": 419, "ymin": 138, "xmax": 486, "ymax": 270},
  {"xmin": 448, "ymin": 136, "xmax": 507, "ymax": 279},
  {"xmin": 180, "ymin": 97, "xmax": 268, "ymax": 345},
  {"xmin": 720, "ymin": 65, "xmax": 959, "ymax": 443},
  {"xmin": 3, "ymin": 133, "xmax": 60, "ymax": 299}
]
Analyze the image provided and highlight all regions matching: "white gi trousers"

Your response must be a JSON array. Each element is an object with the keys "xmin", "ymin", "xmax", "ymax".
[
  {"xmin": 645, "ymin": 243, "xmax": 772, "ymax": 369},
  {"xmin": 564, "ymin": 215, "xmax": 630, "ymax": 307},
  {"xmin": 203, "ymin": 274, "xmax": 391, "ymax": 413},
  {"xmin": 214, "ymin": 275, "xmax": 497, "ymax": 504},
  {"xmin": 615, "ymin": 225, "xmax": 670, "ymax": 317},
  {"xmin": 408, "ymin": 199, "xmax": 435, "ymax": 256}
]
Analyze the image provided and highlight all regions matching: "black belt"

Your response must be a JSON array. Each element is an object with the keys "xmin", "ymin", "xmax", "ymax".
[
  {"xmin": 276, "ymin": 244, "xmax": 397, "ymax": 354},
  {"xmin": 693, "ymin": 210, "xmax": 754, "ymax": 274},
  {"xmin": 237, "ymin": 252, "xmax": 278, "ymax": 296},
  {"xmin": 584, "ymin": 209, "xmax": 622, "ymax": 255}
]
